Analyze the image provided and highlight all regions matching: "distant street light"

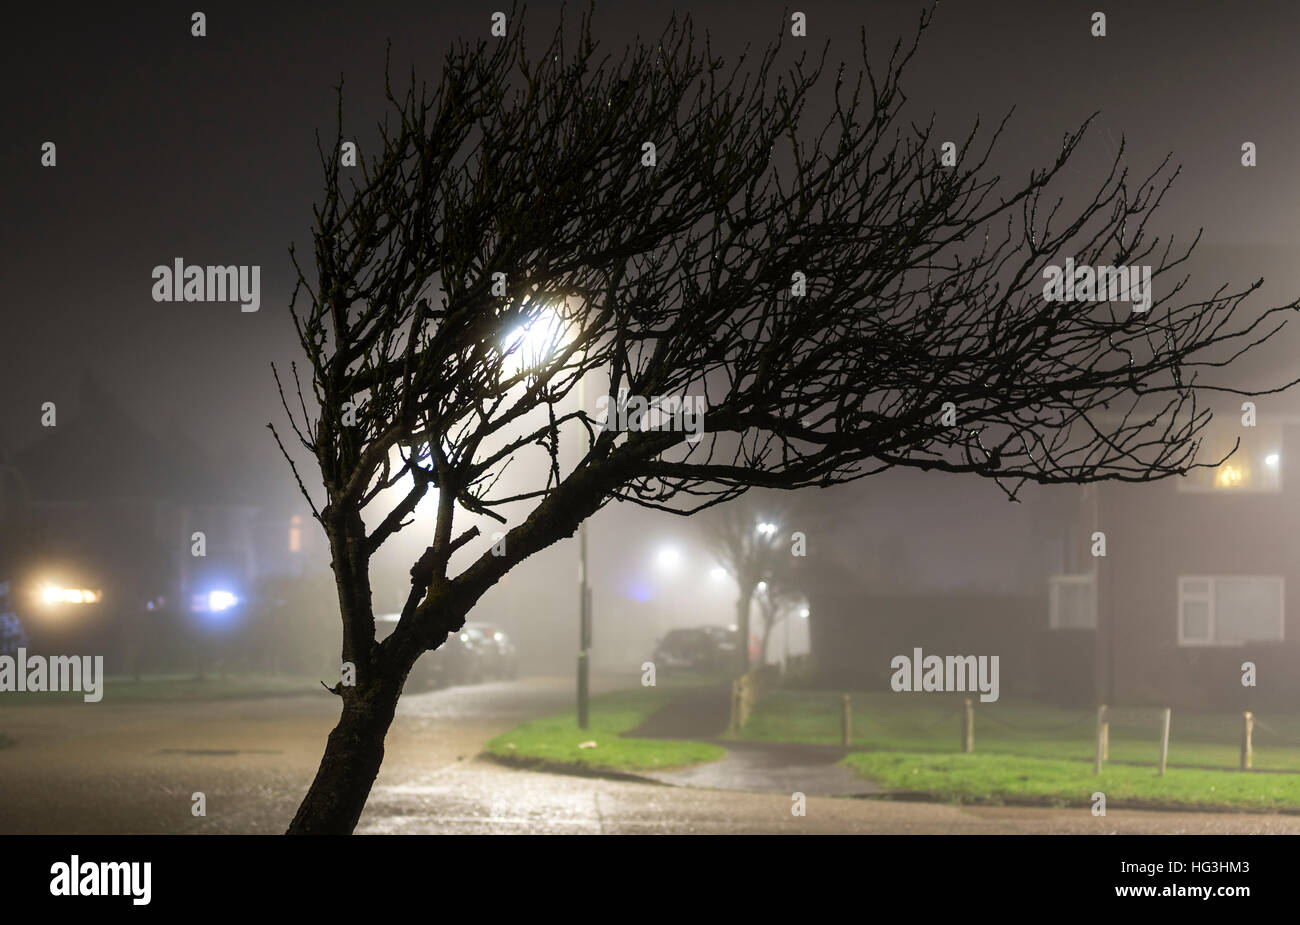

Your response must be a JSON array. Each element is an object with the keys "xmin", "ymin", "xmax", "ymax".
[
  {"xmin": 757, "ymin": 521, "xmax": 777, "ymax": 537},
  {"xmin": 208, "ymin": 590, "xmax": 238, "ymax": 612}
]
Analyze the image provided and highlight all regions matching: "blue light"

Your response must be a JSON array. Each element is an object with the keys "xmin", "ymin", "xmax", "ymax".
[{"xmin": 208, "ymin": 590, "xmax": 238, "ymax": 612}]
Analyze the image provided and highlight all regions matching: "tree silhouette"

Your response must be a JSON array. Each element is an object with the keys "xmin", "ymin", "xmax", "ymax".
[
  {"xmin": 273, "ymin": 7, "xmax": 1297, "ymax": 833},
  {"xmin": 697, "ymin": 495, "xmax": 794, "ymax": 671}
]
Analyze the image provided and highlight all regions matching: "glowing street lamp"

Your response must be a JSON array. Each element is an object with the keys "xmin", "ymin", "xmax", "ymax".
[
  {"xmin": 208, "ymin": 590, "xmax": 238, "ymax": 612},
  {"xmin": 502, "ymin": 302, "xmax": 573, "ymax": 375},
  {"xmin": 656, "ymin": 547, "xmax": 682, "ymax": 570}
]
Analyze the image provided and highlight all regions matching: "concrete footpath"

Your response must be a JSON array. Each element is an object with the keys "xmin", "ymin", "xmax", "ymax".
[{"xmin": 627, "ymin": 683, "xmax": 878, "ymax": 796}]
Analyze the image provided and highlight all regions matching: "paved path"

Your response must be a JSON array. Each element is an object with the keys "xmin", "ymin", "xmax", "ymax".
[
  {"xmin": 628, "ymin": 682, "xmax": 877, "ymax": 795},
  {"xmin": 639, "ymin": 740, "xmax": 879, "ymax": 795},
  {"xmin": 627, "ymin": 684, "xmax": 731, "ymax": 738}
]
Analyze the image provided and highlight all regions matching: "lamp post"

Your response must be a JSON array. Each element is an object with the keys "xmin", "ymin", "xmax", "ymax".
[
  {"xmin": 510, "ymin": 304, "xmax": 592, "ymax": 727},
  {"xmin": 577, "ymin": 375, "xmax": 591, "ymax": 729}
]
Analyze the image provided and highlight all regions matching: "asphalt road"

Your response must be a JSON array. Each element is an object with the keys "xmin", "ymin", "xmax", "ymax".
[{"xmin": 3, "ymin": 676, "xmax": 1300, "ymax": 835}]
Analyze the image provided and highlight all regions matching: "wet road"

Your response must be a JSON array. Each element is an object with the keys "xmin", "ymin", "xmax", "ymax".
[
  {"xmin": 3, "ymin": 676, "xmax": 1300, "ymax": 834},
  {"xmin": 0, "ymin": 675, "xmax": 613, "ymax": 834}
]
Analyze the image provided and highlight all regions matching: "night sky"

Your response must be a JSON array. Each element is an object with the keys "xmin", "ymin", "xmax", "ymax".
[{"xmin": 5, "ymin": 0, "xmax": 1300, "ymax": 616}]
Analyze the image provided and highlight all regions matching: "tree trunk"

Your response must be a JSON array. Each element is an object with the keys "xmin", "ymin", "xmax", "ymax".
[
  {"xmin": 735, "ymin": 587, "xmax": 753, "ymax": 674},
  {"xmin": 759, "ymin": 620, "xmax": 775, "ymax": 669},
  {"xmin": 286, "ymin": 674, "xmax": 405, "ymax": 835}
]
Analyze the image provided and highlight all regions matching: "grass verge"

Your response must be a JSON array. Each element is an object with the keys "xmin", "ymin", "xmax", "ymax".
[
  {"xmin": 0, "ymin": 673, "xmax": 324, "ymax": 705},
  {"xmin": 844, "ymin": 751, "xmax": 1300, "ymax": 813},
  {"xmin": 485, "ymin": 687, "xmax": 724, "ymax": 775}
]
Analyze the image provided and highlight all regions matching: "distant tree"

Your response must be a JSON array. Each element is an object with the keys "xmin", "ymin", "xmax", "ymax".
[
  {"xmin": 754, "ymin": 576, "xmax": 803, "ymax": 670},
  {"xmin": 698, "ymin": 496, "xmax": 793, "ymax": 671},
  {"xmin": 273, "ymin": 7, "xmax": 1297, "ymax": 833}
]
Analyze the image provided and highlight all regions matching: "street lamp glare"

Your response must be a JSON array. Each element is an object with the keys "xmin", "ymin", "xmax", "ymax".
[{"xmin": 503, "ymin": 302, "xmax": 571, "ymax": 373}]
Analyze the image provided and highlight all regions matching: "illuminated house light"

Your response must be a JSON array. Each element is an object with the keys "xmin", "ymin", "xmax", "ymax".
[
  {"xmin": 1265, "ymin": 453, "xmax": 1280, "ymax": 467},
  {"xmin": 1216, "ymin": 464, "xmax": 1246, "ymax": 488},
  {"xmin": 40, "ymin": 586, "xmax": 101, "ymax": 606},
  {"xmin": 288, "ymin": 514, "xmax": 302, "ymax": 552}
]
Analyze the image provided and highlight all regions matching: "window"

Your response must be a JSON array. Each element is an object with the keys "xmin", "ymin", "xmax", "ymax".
[
  {"xmin": 1178, "ymin": 419, "xmax": 1282, "ymax": 493},
  {"xmin": 1050, "ymin": 574, "xmax": 1097, "ymax": 629},
  {"xmin": 1178, "ymin": 576, "xmax": 1284, "ymax": 645}
]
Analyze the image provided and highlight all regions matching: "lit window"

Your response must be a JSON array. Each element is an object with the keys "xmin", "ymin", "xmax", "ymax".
[
  {"xmin": 1179, "ymin": 576, "xmax": 1284, "ymax": 645},
  {"xmin": 289, "ymin": 514, "xmax": 302, "ymax": 553},
  {"xmin": 1179, "ymin": 420, "xmax": 1282, "ymax": 493},
  {"xmin": 1216, "ymin": 464, "xmax": 1246, "ymax": 488}
]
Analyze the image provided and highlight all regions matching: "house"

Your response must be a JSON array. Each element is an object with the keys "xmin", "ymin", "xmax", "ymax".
[
  {"xmin": 787, "ymin": 409, "xmax": 1300, "ymax": 711},
  {"xmin": 1039, "ymin": 411, "xmax": 1300, "ymax": 710}
]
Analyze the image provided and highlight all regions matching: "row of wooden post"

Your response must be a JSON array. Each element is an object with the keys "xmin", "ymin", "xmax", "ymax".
[
  {"xmin": 831, "ymin": 696, "xmax": 1259, "ymax": 773},
  {"xmin": 898, "ymin": 699, "xmax": 1258, "ymax": 775},
  {"xmin": 1090, "ymin": 705, "xmax": 1257, "ymax": 775}
]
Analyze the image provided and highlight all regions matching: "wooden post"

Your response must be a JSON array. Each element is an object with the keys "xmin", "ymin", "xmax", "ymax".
[
  {"xmin": 1241, "ymin": 711, "xmax": 1254, "ymax": 771},
  {"xmin": 1101, "ymin": 707, "xmax": 1110, "ymax": 761},
  {"xmin": 840, "ymin": 694, "xmax": 852, "ymax": 747},
  {"xmin": 1094, "ymin": 704, "xmax": 1107, "ymax": 774},
  {"xmin": 1158, "ymin": 707, "xmax": 1171, "ymax": 777},
  {"xmin": 962, "ymin": 698, "xmax": 974, "ymax": 754},
  {"xmin": 729, "ymin": 679, "xmax": 740, "ymax": 733}
]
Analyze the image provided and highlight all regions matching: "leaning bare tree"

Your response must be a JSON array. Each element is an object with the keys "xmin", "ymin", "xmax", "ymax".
[{"xmin": 272, "ymin": 6, "xmax": 1297, "ymax": 833}]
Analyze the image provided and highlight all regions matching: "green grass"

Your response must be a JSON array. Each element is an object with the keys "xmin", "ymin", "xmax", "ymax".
[
  {"xmin": 0, "ymin": 734, "xmax": 12, "ymax": 749},
  {"xmin": 0, "ymin": 673, "xmax": 324, "ymax": 705},
  {"xmin": 741, "ymin": 690, "xmax": 1300, "ymax": 772},
  {"xmin": 485, "ymin": 687, "xmax": 725, "ymax": 774},
  {"xmin": 845, "ymin": 751, "xmax": 1300, "ymax": 812}
]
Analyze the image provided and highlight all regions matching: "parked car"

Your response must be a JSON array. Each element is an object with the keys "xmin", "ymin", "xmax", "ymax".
[
  {"xmin": 461, "ymin": 623, "xmax": 519, "ymax": 680},
  {"xmin": 652, "ymin": 625, "xmax": 738, "ymax": 673},
  {"xmin": 374, "ymin": 613, "xmax": 477, "ymax": 689},
  {"xmin": 700, "ymin": 625, "xmax": 741, "ymax": 666}
]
